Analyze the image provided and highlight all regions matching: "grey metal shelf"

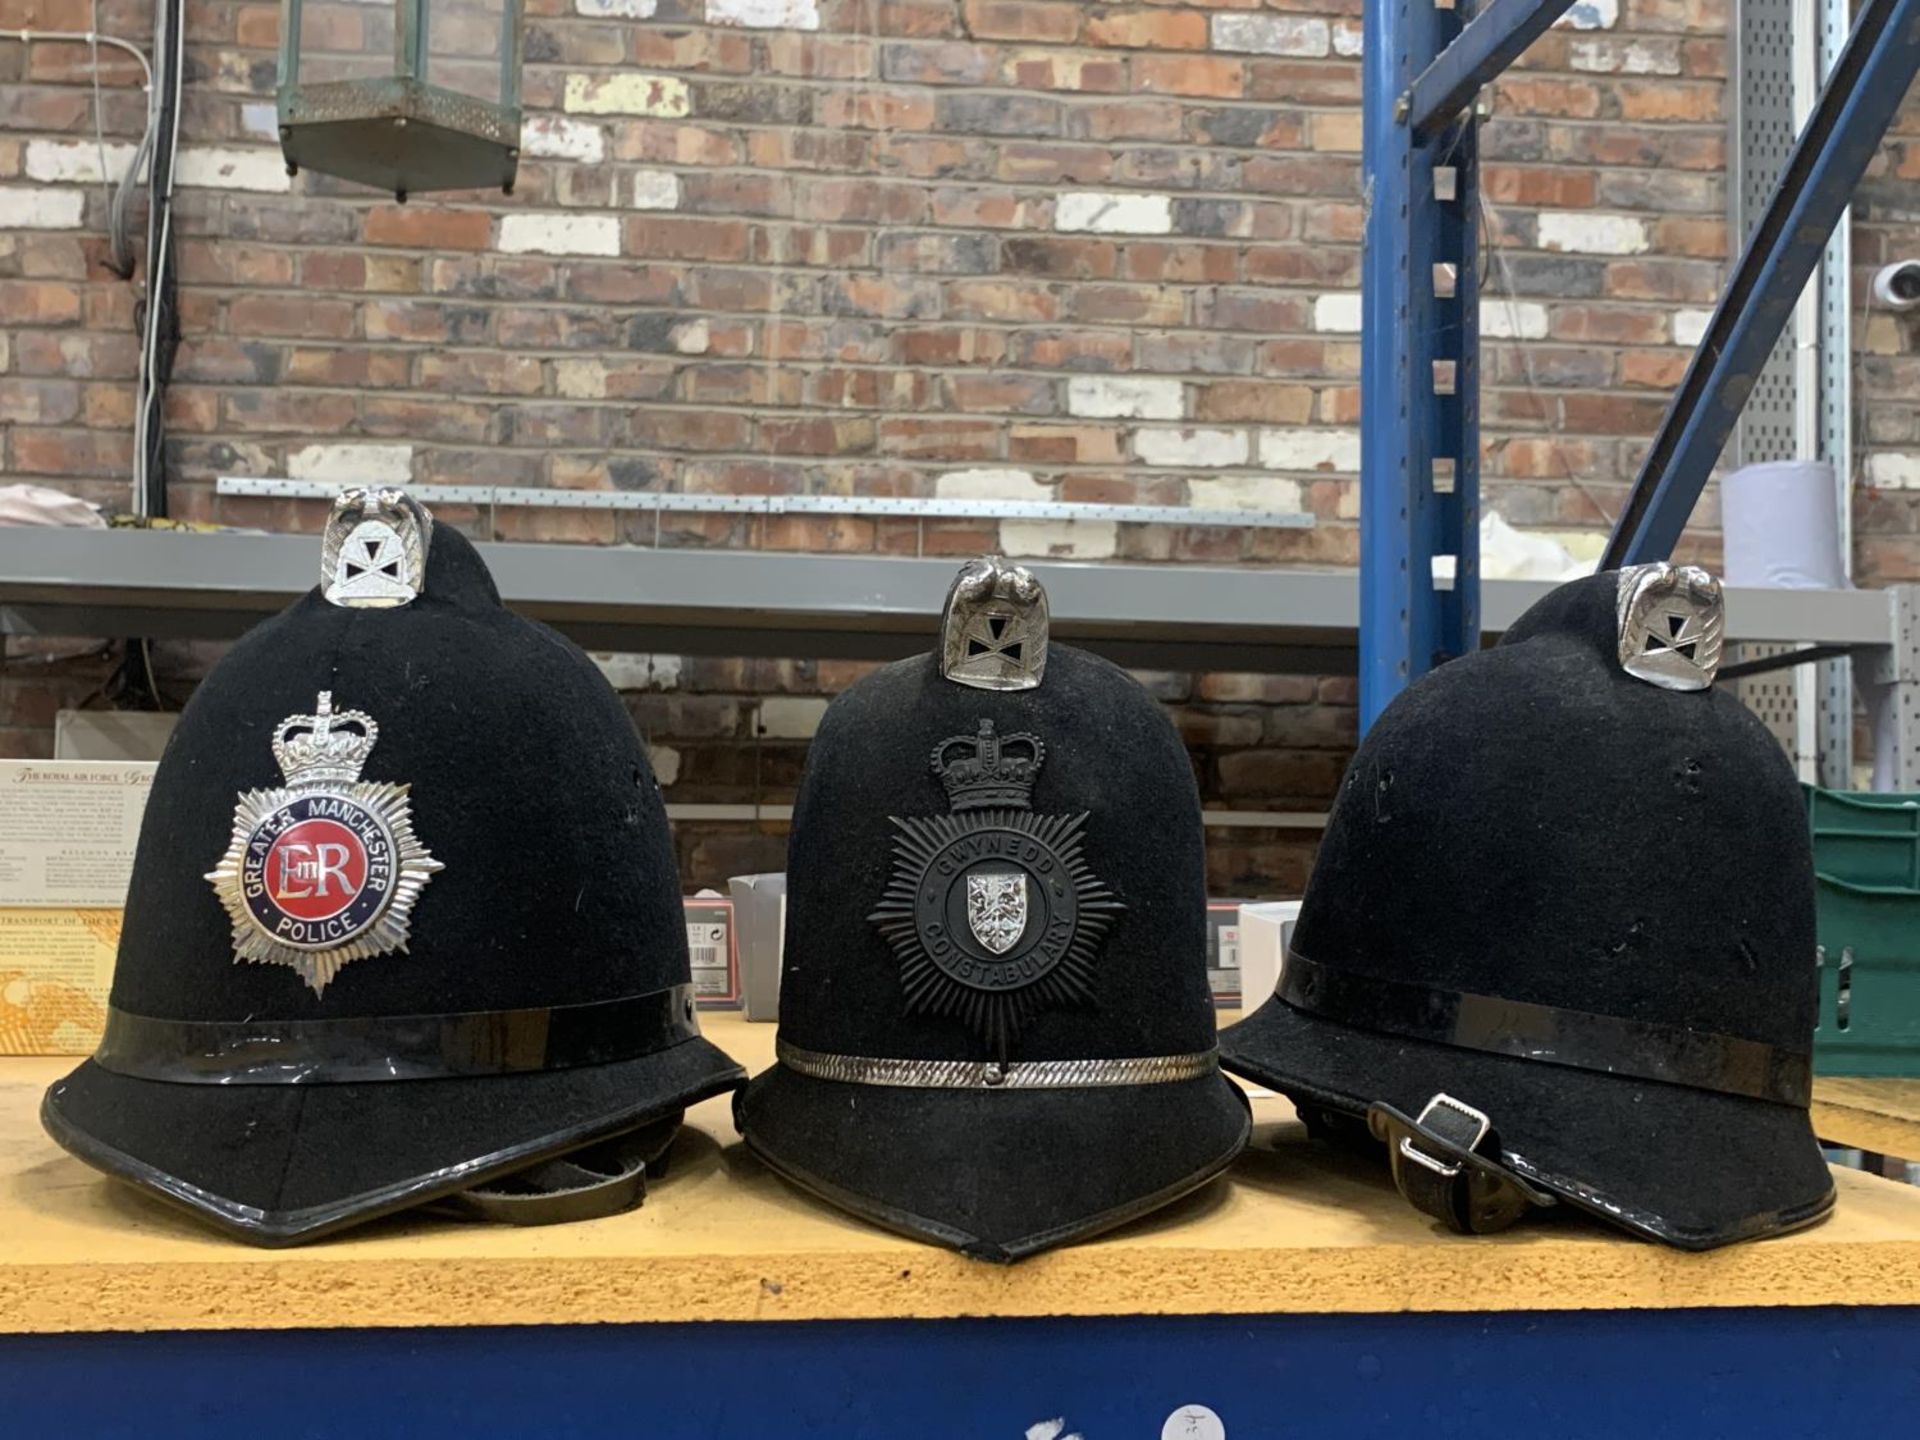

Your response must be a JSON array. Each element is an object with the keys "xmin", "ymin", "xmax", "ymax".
[{"xmin": 0, "ymin": 528, "xmax": 1902, "ymax": 675}]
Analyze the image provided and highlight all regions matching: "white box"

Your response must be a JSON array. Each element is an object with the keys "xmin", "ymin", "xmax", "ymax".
[{"xmin": 1235, "ymin": 900, "xmax": 1302, "ymax": 1009}]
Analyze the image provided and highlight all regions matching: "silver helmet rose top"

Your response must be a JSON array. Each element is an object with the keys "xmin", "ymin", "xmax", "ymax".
[
  {"xmin": 1616, "ymin": 560, "xmax": 1724, "ymax": 692},
  {"xmin": 940, "ymin": 555, "xmax": 1049, "ymax": 692}
]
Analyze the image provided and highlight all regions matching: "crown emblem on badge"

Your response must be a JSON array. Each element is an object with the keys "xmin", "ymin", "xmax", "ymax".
[
  {"xmin": 932, "ymin": 721, "xmax": 1046, "ymax": 812},
  {"xmin": 272, "ymin": 694, "xmax": 378, "ymax": 788},
  {"xmin": 207, "ymin": 691, "xmax": 441, "ymax": 994}
]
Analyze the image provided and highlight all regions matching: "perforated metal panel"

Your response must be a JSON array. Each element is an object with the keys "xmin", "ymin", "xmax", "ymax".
[
  {"xmin": 1730, "ymin": 0, "xmax": 1802, "ymax": 468},
  {"xmin": 1732, "ymin": 642, "xmax": 1803, "ymax": 756}
]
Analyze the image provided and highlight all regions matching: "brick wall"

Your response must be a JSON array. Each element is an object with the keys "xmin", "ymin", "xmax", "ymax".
[{"xmin": 5, "ymin": 0, "xmax": 1920, "ymax": 892}]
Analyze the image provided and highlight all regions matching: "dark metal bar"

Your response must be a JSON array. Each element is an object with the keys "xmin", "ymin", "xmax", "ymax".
[
  {"xmin": 1716, "ymin": 643, "xmax": 1856, "ymax": 680},
  {"xmin": 1406, "ymin": 0, "xmax": 1579, "ymax": 141},
  {"xmin": 1602, "ymin": 0, "xmax": 1920, "ymax": 569}
]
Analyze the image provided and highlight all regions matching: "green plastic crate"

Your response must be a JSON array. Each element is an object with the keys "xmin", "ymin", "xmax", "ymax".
[{"xmin": 1805, "ymin": 786, "xmax": 1920, "ymax": 1076}]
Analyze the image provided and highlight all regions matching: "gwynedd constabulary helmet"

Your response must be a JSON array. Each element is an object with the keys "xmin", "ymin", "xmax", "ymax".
[
  {"xmin": 736, "ymin": 556, "xmax": 1251, "ymax": 1261},
  {"xmin": 42, "ymin": 488, "xmax": 744, "ymax": 1243},
  {"xmin": 1220, "ymin": 563, "xmax": 1834, "ymax": 1248}
]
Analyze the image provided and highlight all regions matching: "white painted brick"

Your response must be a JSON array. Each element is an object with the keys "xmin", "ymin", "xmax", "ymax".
[
  {"xmin": 1332, "ymin": 20, "xmax": 1363, "ymax": 56},
  {"xmin": 287, "ymin": 443, "xmax": 413, "ymax": 486},
  {"xmin": 1557, "ymin": 0, "xmax": 1619, "ymax": 28},
  {"xmin": 241, "ymin": 102, "xmax": 279, "ymax": 139},
  {"xmin": 521, "ymin": 115, "xmax": 606, "ymax": 163},
  {"xmin": 706, "ymin": 0, "xmax": 819, "ymax": 27},
  {"xmin": 1312, "ymin": 293, "xmax": 1363, "ymax": 333},
  {"xmin": 1567, "ymin": 37, "xmax": 1679, "ymax": 74},
  {"xmin": 1067, "ymin": 376, "xmax": 1183, "ymax": 420},
  {"xmin": 628, "ymin": 169, "xmax": 681, "ymax": 210},
  {"xmin": 935, "ymin": 468, "xmax": 1047, "ymax": 500},
  {"xmin": 1537, "ymin": 211, "xmax": 1648, "ymax": 256},
  {"xmin": 1867, "ymin": 312, "xmax": 1904, "ymax": 356},
  {"xmin": 1258, "ymin": 428, "xmax": 1361, "ymax": 473},
  {"xmin": 1210, "ymin": 14, "xmax": 1329, "ymax": 57},
  {"xmin": 1673, "ymin": 309, "xmax": 1713, "ymax": 348},
  {"xmin": 0, "ymin": 186, "xmax": 85, "ymax": 228},
  {"xmin": 554, "ymin": 359, "xmax": 608, "ymax": 399},
  {"xmin": 1134, "ymin": 428, "xmax": 1249, "ymax": 469},
  {"xmin": 498, "ymin": 212, "xmax": 621, "ymax": 256},
  {"xmin": 1480, "ymin": 300, "xmax": 1549, "ymax": 340},
  {"xmin": 758, "ymin": 697, "xmax": 829, "ymax": 739},
  {"xmin": 1867, "ymin": 453, "xmax": 1920, "ymax": 490},
  {"xmin": 564, "ymin": 73, "xmax": 691, "ymax": 117},
  {"xmin": 592, "ymin": 652, "xmax": 682, "ymax": 690},
  {"xmin": 175, "ymin": 147, "xmax": 291, "ymax": 193},
  {"xmin": 577, "ymin": 0, "xmax": 656, "ymax": 14},
  {"xmin": 648, "ymin": 744, "xmax": 681, "ymax": 786},
  {"xmin": 673, "ymin": 319, "xmax": 712, "ymax": 355},
  {"xmin": 1189, "ymin": 476, "xmax": 1303, "ymax": 512},
  {"xmin": 1055, "ymin": 191, "xmax": 1173, "ymax": 235},
  {"xmin": 25, "ymin": 139, "xmax": 138, "ymax": 184},
  {"xmin": 1002, "ymin": 519, "xmax": 1119, "ymax": 561}
]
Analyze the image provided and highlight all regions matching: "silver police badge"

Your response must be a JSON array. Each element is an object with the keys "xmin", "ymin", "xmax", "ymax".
[
  {"xmin": 869, "ymin": 719, "xmax": 1122, "ymax": 1054},
  {"xmin": 321, "ymin": 487, "xmax": 432, "ymax": 608},
  {"xmin": 1616, "ymin": 561, "xmax": 1724, "ymax": 692},
  {"xmin": 206, "ymin": 691, "xmax": 442, "ymax": 994}
]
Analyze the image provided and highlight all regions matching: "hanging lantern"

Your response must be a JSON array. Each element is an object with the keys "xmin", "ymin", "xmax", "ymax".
[{"xmin": 276, "ymin": 0, "xmax": 524, "ymax": 202}]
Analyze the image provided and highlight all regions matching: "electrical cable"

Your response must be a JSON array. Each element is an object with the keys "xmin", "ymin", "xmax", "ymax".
[
  {"xmin": 132, "ymin": 0, "xmax": 185, "ymax": 521},
  {"xmin": 1476, "ymin": 184, "xmax": 1619, "ymax": 530},
  {"xmin": 0, "ymin": 28, "xmax": 157, "ymax": 278}
]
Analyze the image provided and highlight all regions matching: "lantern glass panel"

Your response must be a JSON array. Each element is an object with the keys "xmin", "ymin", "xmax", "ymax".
[
  {"xmin": 425, "ymin": 0, "xmax": 512, "ymax": 106},
  {"xmin": 296, "ymin": 0, "xmax": 391, "ymax": 85}
]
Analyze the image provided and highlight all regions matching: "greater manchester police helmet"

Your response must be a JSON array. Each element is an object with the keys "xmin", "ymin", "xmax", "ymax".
[
  {"xmin": 43, "ymin": 489, "xmax": 744, "ymax": 1243},
  {"xmin": 1220, "ymin": 564, "xmax": 1833, "ymax": 1248},
  {"xmin": 737, "ymin": 556, "xmax": 1251, "ymax": 1261}
]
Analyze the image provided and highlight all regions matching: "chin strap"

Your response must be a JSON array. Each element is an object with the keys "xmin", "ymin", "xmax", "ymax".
[
  {"xmin": 427, "ymin": 1115, "xmax": 683, "ymax": 1228},
  {"xmin": 1366, "ymin": 1095, "xmax": 1558, "ymax": 1235}
]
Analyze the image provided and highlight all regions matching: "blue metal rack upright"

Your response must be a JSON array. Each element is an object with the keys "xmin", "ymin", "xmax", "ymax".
[
  {"xmin": 1360, "ymin": 0, "xmax": 1920, "ymax": 731},
  {"xmin": 1359, "ymin": 0, "xmax": 1579, "ymax": 730}
]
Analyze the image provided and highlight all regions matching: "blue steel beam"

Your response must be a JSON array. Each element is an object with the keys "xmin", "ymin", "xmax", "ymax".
[
  {"xmin": 1406, "ymin": 0, "xmax": 1579, "ymax": 141},
  {"xmin": 1360, "ymin": 0, "xmax": 1479, "ymax": 729},
  {"xmin": 1602, "ymin": 0, "xmax": 1920, "ymax": 569}
]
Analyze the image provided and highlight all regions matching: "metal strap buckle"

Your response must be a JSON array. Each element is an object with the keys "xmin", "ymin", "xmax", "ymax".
[
  {"xmin": 1395, "ymin": 1093, "xmax": 1489, "ymax": 1178},
  {"xmin": 1367, "ymin": 1093, "xmax": 1557, "ymax": 1236}
]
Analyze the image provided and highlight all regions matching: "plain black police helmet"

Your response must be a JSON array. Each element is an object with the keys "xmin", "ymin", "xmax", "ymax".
[
  {"xmin": 737, "ymin": 556, "xmax": 1251, "ymax": 1261},
  {"xmin": 43, "ymin": 489, "xmax": 744, "ymax": 1244},
  {"xmin": 1220, "ymin": 563, "xmax": 1833, "ymax": 1249}
]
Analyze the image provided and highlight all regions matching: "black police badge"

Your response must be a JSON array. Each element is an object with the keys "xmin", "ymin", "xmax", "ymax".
[
  {"xmin": 206, "ymin": 691, "xmax": 442, "ymax": 993},
  {"xmin": 870, "ymin": 718, "xmax": 1122, "ymax": 1055}
]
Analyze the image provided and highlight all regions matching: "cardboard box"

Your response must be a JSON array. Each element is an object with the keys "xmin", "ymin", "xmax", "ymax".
[
  {"xmin": 1207, "ymin": 900, "xmax": 1245, "ymax": 1005},
  {"xmin": 683, "ymin": 893, "xmax": 740, "ymax": 1008}
]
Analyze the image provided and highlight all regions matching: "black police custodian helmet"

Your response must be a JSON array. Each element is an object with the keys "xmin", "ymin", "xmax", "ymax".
[
  {"xmin": 737, "ymin": 557, "xmax": 1251, "ymax": 1261},
  {"xmin": 1220, "ymin": 563, "xmax": 1834, "ymax": 1249},
  {"xmin": 42, "ymin": 489, "xmax": 744, "ymax": 1244}
]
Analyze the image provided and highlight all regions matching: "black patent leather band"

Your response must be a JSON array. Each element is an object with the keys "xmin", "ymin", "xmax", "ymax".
[
  {"xmin": 93, "ymin": 985, "xmax": 702, "ymax": 1085},
  {"xmin": 1280, "ymin": 952, "xmax": 1812, "ymax": 1108}
]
